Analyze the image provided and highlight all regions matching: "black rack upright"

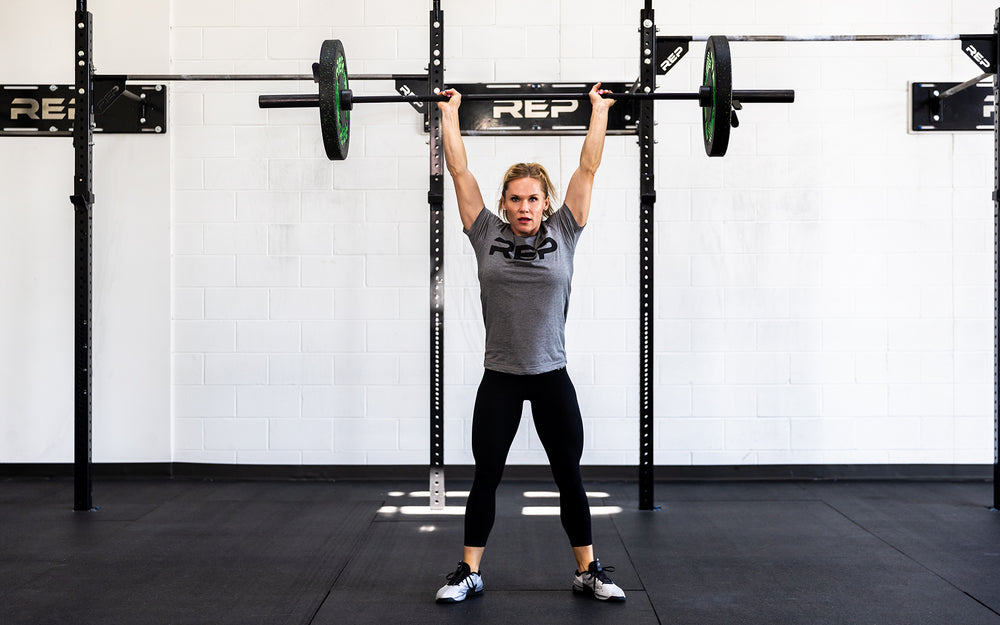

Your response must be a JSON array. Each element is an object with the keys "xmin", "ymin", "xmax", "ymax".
[
  {"xmin": 638, "ymin": 0, "xmax": 658, "ymax": 511},
  {"xmin": 428, "ymin": 1, "xmax": 447, "ymax": 510},
  {"xmin": 993, "ymin": 8, "xmax": 999, "ymax": 510},
  {"xmin": 71, "ymin": 1, "xmax": 95, "ymax": 513}
]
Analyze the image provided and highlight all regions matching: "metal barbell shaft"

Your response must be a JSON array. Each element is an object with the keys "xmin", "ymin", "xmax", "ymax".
[
  {"xmin": 350, "ymin": 89, "xmax": 795, "ymax": 104},
  {"xmin": 120, "ymin": 73, "xmax": 427, "ymax": 82},
  {"xmin": 354, "ymin": 91, "xmax": 704, "ymax": 103},
  {"xmin": 688, "ymin": 34, "xmax": 976, "ymax": 42},
  {"xmin": 258, "ymin": 88, "xmax": 795, "ymax": 109},
  {"xmin": 258, "ymin": 92, "xmax": 700, "ymax": 107}
]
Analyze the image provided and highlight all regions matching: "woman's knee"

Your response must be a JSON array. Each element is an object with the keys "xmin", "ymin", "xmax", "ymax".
[
  {"xmin": 549, "ymin": 463, "xmax": 584, "ymax": 493},
  {"xmin": 470, "ymin": 461, "xmax": 507, "ymax": 493}
]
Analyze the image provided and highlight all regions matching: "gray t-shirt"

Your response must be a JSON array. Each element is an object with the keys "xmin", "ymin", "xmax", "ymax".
[{"xmin": 464, "ymin": 203, "xmax": 584, "ymax": 375}]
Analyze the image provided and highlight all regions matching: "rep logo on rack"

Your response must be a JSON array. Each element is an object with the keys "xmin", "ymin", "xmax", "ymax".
[
  {"xmin": 9, "ymin": 97, "xmax": 76, "ymax": 120},
  {"xmin": 492, "ymin": 100, "xmax": 578, "ymax": 119},
  {"xmin": 966, "ymin": 44, "xmax": 991, "ymax": 69}
]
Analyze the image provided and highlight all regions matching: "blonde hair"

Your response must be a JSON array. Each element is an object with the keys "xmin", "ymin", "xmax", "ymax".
[{"xmin": 497, "ymin": 162, "xmax": 559, "ymax": 222}]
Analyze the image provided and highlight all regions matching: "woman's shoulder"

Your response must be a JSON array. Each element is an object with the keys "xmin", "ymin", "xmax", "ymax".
[
  {"xmin": 547, "ymin": 202, "xmax": 583, "ymax": 232},
  {"xmin": 465, "ymin": 206, "xmax": 505, "ymax": 237}
]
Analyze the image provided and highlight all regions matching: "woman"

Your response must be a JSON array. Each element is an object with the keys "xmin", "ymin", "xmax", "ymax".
[{"xmin": 434, "ymin": 83, "xmax": 625, "ymax": 604}]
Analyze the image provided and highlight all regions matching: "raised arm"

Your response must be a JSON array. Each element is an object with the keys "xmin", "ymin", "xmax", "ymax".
[
  {"xmin": 563, "ymin": 83, "xmax": 615, "ymax": 227},
  {"xmin": 437, "ymin": 89, "xmax": 486, "ymax": 231}
]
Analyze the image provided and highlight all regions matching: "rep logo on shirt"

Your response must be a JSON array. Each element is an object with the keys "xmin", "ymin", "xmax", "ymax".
[{"xmin": 489, "ymin": 237, "xmax": 558, "ymax": 261}]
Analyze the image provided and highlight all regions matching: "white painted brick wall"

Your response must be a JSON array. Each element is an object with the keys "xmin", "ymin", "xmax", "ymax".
[
  {"xmin": 6, "ymin": 0, "xmax": 992, "ymax": 467},
  {"xmin": 269, "ymin": 419, "xmax": 333, "ymax": 451},
  {"xmin": 205, "ymin": 354, "xmax": 268, "ymax": 385}
]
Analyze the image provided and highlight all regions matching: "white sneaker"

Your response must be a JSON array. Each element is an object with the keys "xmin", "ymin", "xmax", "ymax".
[
  {"xmin": 573, "ymin": 559, "xmax": 626, "ymax": 601},
  {"xmin": 435, "ymin": 561, "xmax": 484, "ymax": 603}
]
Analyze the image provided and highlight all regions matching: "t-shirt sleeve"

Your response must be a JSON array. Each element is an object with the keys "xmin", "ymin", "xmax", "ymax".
[
  {"xmin": 548, "ymin": 203, "xmax": 584, "ymax": 248},
  {"xmin": 463, "ymin": 206, "xmax": 492, "ymax": 244}
]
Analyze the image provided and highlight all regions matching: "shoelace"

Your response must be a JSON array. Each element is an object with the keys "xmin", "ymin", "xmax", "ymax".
[
  {"xmin": 446, "ymin": 563, "xmax": 473, "ymax": 585},
  {"xmin": 588, "ymin": 565, "xmax": 615, "ymax": 584}
]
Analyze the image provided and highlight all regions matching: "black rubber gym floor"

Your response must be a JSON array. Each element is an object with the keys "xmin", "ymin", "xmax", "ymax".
[{"xmin": 2, "ymin": 478, "xmax": 999, "ymax": 624}]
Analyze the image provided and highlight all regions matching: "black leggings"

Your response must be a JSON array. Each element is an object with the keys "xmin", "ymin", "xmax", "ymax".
[{"xmin": 464, "ymin": 367, "xmax": 592, "ymax": 548}]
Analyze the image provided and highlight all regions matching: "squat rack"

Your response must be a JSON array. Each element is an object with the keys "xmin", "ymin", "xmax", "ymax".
[
  {"xmin": 683, "ymin": 23, "xmax": 1000, "ymax": 506},
  {"xmin": 634, "ymin": 7, "xmax": 1000, "ymax": 509},
  {"xmin": 54, "ymin": 1, "xmax": 1000, "ymax": 511},
  {"xmin": 62, "ymin": 1, "xmax": 439, "ymax": 511}
]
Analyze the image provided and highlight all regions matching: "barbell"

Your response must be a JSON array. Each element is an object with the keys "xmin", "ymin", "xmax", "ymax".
[{"xmin": 258, "ymin": 37, "xmax": 795, "ymax": 160}]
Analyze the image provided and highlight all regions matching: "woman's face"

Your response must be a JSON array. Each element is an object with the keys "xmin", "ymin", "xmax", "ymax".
[{"xmin": 502, "ymin": 177, "xmax": 548, "ymax": 237}]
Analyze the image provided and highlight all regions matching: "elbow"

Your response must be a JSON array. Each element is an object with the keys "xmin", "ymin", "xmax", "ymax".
[
  {"xmin": 579, "ymin": 153, "xmax": 602, "ymax": 176},
  {"xmin": 447, "ymin": 163, "xmax": 470, "ymax": 178}
]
